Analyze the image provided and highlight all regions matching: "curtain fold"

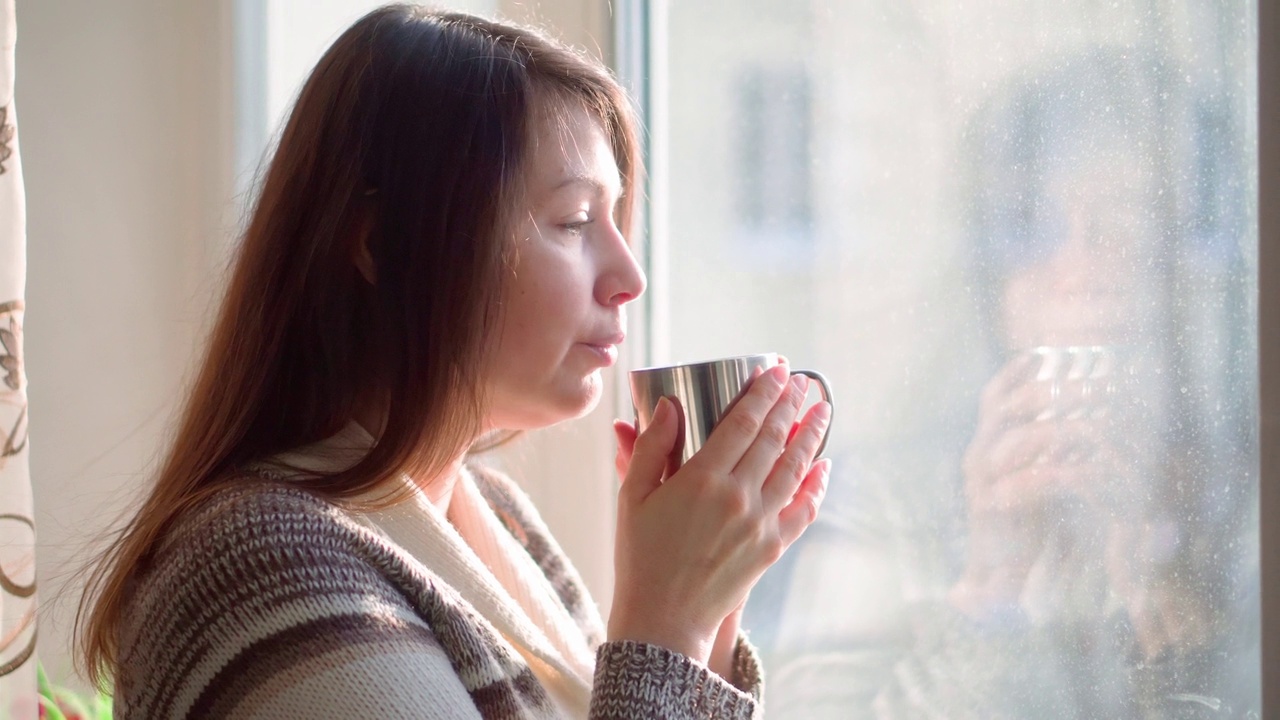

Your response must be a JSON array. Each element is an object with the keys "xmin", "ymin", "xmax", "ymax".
[{"xmin": 0, "ymin": 0, "xmax": 38, "ymax": 715}]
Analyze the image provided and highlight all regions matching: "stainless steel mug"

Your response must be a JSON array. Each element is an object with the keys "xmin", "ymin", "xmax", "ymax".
[{"xmin": 629, "ymin": 353, "xmax": 835, "ymax": 467}]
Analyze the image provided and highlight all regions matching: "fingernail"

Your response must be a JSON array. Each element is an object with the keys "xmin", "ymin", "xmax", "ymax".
[
  {"xmin": 654, "ymin": 397, "xmax": 672, "ymax": 425},
  {"xmin": 769, "ymin": 365, "xmax": 789, "ymax": 385},
  {"xmin": 815, "ymin": 401, "xmax": 832, "ymax": 422},
  {"xmin": 818, "ymin": 459, "xmax": 833, "ymax": 485},
  {"xmin": 790, "ymin": 375, "xmax": 806, "ymax": 392}
]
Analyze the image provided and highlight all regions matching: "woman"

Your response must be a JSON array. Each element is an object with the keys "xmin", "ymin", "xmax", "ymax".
[{"xmin": 77, "ymin": 6, "xmax": 833, "ymax": 718}]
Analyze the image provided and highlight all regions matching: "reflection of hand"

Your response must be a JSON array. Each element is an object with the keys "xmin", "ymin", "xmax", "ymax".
[
  {"xmin": 950, "ymin": 352, "xmax": 1136, "ymax": 616},
  {"xmin": 1104, "ymin": 520, "xmax": 1211, "ymax": 659},
  {"xmin": 608, "ymin": 365, "xmax": 833, "ymax": 670}
]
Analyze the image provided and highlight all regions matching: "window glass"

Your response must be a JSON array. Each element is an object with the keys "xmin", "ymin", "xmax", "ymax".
[
  {"xmin": 662, "ymin": 2, "xmax": 1260, "ymax": 717},
  {"xmin": 233, "ymin": 0, "xmax": 500, "ymax": 191}
]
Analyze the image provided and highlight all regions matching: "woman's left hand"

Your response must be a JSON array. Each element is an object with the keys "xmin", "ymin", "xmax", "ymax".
[{"xmin": 613, "ymin": 419, "xmax": 748, "ymax": 681}]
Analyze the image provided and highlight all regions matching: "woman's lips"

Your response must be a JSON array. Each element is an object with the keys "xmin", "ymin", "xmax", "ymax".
[
  {"xmin": 580, "ymin": 333, "xmax": 624, "ymax": 366},
  {"xmin": 580, "ymin": 342, "xmax": 619, "ymax": 366}
]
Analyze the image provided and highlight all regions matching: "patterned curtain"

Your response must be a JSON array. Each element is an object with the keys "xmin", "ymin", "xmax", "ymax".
[{"xmin": 0, "ymin": 0, "xmax": 37, "ymax": 715}]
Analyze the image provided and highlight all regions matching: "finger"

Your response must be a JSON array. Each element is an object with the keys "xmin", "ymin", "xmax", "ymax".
[
  {"xmin": 691, "ymin": 364, "xmax": 790, "ymax": 472},
  {"xmin": 761, "ymin": 400, "xmax": 831, "ymax": 511},
  {"xmin": 613, "ymin": 419, "xmax": 638, "ymax": 482},
  {"xmin": 988, "ymin": 464, "xmax": 1063, "ymax": 510},
  {"xmin": 733, "ymin": 374, "xmax": 808, "ymax": 484},
  {"xmin": 980, "ymin": 352, "xmax": 1041, "ymax": 411},
  {"xmin": 978, "ymin": 416, "xmax": 1097, "ymax": 483},
  {"xmin": 984, "ymin": 422, "xmax": 1056, "ymax": 478},
  {"xmin": 972, "ymin": 355, "xmax": 1050, "ymax": 439},
  {"xmin": 622, "ymin": 397, "xmax": 679, "ymax": 502},
  {"xmin": 777, "ymin": 458, "xmax": 832, "ymax": 546},
  {"xmin": 965, "ymin": 421, "xmax": 1050, "ymax": 486},
  {"xmin": 1045, "ymin": 421, "xmax": 1106, "ymax": 465},
  {"xmin": 998, "ymin": 378, "xmax": 1058, "ymax": 425},
  {"xmin": 713, "ymin": 363, "xmax": 775, "ymax": 423}
]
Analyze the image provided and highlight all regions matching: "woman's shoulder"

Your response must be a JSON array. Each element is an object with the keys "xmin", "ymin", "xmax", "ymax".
[
  {"xmin": 157, "ymin": 477, "xmax": 357, "ymax": 556},
  {"xmin": 115, "ymin": 478, "xmax": 476, "ymax": 718},
  {"xmin": 124, "ymin": 479, "xmax": 399, "ymax": 634},
  {"xmin": 111, "ymin": 471, "xmax": 519, "ymax": 717}
]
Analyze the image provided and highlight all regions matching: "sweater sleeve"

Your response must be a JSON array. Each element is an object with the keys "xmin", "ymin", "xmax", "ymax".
[
  {"xmin": 588, "ymin": 637, "xmax": 763, "ymax": 720},
  {"xmin": 115, "ymin": 485, "xmax": 486, "ymax": 720}
]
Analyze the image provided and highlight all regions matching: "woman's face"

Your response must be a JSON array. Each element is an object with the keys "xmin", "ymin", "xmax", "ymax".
[
  {"xmin": 999, "ymin": 155, "xmax": 1162, "ymax": 350},
  {"xmin": 483, "ymin": 103, "xmax": 646, "ymax": 431}
]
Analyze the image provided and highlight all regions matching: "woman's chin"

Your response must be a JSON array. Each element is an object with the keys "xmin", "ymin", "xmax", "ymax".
[
  {"xmin": 489, "ymin": 377, "xmax": 604, "ymax": 431},
  {"xmin": 555, "ymin": 377, "xmax": 605, "ymax": 422}
]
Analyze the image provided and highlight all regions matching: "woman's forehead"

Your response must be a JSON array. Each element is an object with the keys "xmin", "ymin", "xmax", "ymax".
[{"xmin": 527, "ymin": 103, "xmax": 621, "ymax": 194}]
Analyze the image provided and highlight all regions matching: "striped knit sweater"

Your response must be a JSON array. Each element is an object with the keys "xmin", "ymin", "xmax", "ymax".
[{"xmin": 115, "ymin": 463, "xmax": 763, "ymax": 719}]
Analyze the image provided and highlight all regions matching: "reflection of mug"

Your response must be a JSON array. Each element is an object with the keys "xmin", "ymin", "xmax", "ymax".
[
  {"xmin": 629, "ymin": 353, "xmax": 834, "ymax": 467},
  {"xmin": 1026, "ymin": 345, "xmax": 1120, "ymax": 421}
]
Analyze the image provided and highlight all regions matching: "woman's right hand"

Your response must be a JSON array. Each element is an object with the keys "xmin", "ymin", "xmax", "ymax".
[
  {"xmin": 949, "ymin": 352, "xmax": 1121, "ymax": 616},
  {"xmin": 607, "ymin": 364, "xmax": 833, "ymax": 665}
]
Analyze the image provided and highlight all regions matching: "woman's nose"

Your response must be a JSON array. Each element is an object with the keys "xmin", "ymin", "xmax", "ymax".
[{"xmin": 596, "ymin": 227, "xmax": 647, "ymax": 306}]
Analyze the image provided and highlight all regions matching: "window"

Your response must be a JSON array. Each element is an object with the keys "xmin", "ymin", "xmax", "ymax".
[
  {"xmin": 628, "ymin": 0, "xmax": 1263, "ymax": 716},
  {"xmin": 234, "ymin": 0, "xmax": 499, "ymax": 199},
  {"xmin": 734, "ymin": 64, "xmax": 814, "ymax": 266}
]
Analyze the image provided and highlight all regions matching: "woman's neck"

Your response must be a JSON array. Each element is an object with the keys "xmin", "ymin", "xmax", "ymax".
[
  {"xmin": 351, "ymin": 404, "xmax": 471, "ymax": 515},
  {"xmin": 421, "ymin": 456, "xmax": 467, "ymax": 513}
]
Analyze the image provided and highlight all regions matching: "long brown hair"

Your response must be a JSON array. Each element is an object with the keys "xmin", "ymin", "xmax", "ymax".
[{"xmin": 78, "ymin": 4, "xmax": 641, "ymax": 686}]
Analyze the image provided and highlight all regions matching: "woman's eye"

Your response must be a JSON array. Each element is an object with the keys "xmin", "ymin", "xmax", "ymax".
[{"xmin": 561, "ymin": 218, "xmax": 592, "ymax": 235}]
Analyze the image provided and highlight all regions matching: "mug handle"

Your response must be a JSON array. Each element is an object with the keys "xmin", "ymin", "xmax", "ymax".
[{"xmin": 791, "ymin": 369, "xmax": 834, "ymax": 458}]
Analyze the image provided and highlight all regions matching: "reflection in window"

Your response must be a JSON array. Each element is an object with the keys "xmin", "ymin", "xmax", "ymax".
[{"xmin": 663, "ymin": 1, "xmax": 1259, "ymax": 717}]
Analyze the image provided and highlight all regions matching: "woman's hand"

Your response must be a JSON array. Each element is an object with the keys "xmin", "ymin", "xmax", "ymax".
[
  {"xmin": 949, "ymin": 352, "xmax": 1142, "ymax": 618},
  {"xmin": 612, "ymin": 427, "xmax": 752, "ymax": 680},
  {"xmin": 950, "ymin": 354, "xmax": 1096, "ymax": 614},
  {"xmin": 608, "ymin": 364, "xmax": 832, "ymax": 667}
]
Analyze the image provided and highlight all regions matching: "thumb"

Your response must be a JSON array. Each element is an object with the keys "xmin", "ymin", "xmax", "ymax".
[
  {"xmin": 622, "ymin": 397, "xmax": 680, "ymax": 502},
  {"xmin": 613, "ymin": 419, "xmax": 638, "ymax": 482}
]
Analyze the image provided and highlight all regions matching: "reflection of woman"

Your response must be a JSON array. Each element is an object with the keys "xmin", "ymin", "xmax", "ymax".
[
  {"xmin": 76, "ymin": 7, "xmax": 832, "ymax": 718},
  {"xmin": 754, "ymin": 49, "xmax": 1257, "ymax": 719},
  {"xmin": 933, "ymin": 49, "xmax": 1257, "ymax": 718}
]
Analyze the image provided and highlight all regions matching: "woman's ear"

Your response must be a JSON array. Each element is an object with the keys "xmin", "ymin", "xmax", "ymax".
[
  {"xmin": 355, "ymin": 239, "xmax": 377, "ymax": 285},
  {"xmin": 353, "ymin": 206, "xmax": 378, "ymax": 285}
]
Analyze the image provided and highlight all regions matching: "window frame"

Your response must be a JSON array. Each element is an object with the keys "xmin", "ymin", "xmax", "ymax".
[{"xmin": 1257, "ymin": 0, "xmax": 1277, "ymax": 708}]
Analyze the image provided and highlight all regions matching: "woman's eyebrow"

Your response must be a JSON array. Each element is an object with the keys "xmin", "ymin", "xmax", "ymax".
[{"xmin": 552, "ymin": 172, "xmax": 621, "ymax": 195}]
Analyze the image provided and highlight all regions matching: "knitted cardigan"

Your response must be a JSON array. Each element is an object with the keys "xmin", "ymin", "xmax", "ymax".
[{"xmin": 114, "ymin": 464, "xmax": 763, "ymax": 719}]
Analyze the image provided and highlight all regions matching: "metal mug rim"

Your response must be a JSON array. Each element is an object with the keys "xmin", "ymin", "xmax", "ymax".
[{"xmin": 630, "ymin": 352, "xmax": 777, "ymax": 375}]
